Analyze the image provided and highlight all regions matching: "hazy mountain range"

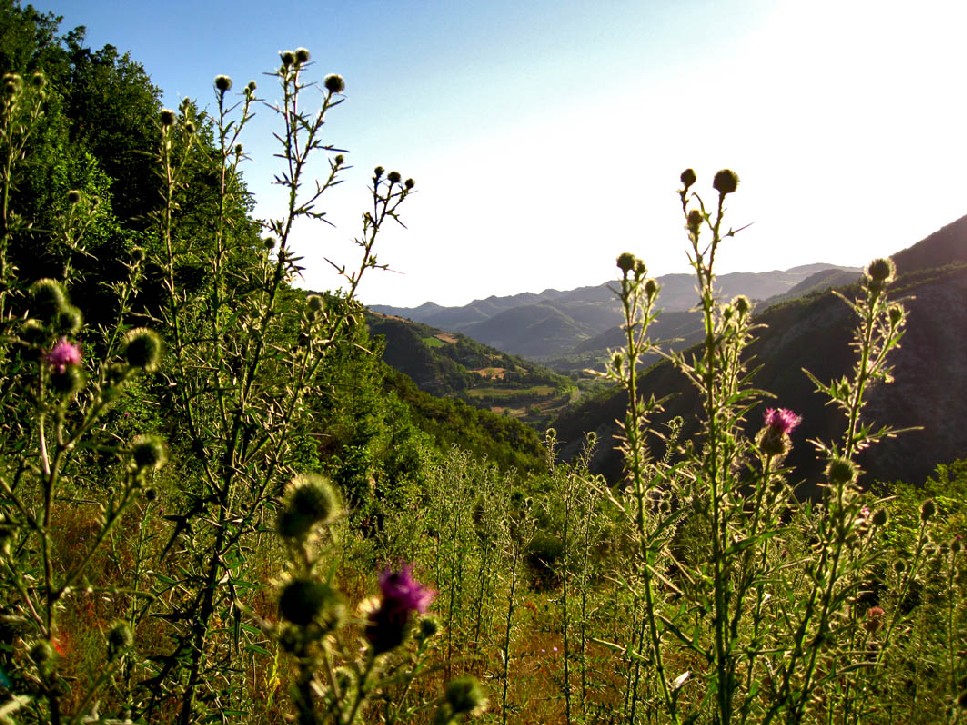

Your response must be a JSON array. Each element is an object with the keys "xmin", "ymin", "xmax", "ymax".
[{"xmin": 372, "ymin": 263, "xmax": 861, "ymax": 368}]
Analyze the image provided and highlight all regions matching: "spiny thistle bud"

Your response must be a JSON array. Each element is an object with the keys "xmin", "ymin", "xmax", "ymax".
[
  {"xmin": 616, "ymin": 252, "xmax": 637, "ymax": 274},
  {"xmin": 279, "ymin": 579, "xmax": 345, "ymax": 630},
  {"xmin": 67, "ymin": 189, "xmax": 82, "ymax": 205},
  {"xmin": 680, "ymin": 168, "xmax": 697, "ymax": 189},
  {"xmin": 334, "ymin": 153, "xmax": 344, "ymax": 166},
  {"xmin": 644, "ymin": 278, "xmax": 659, "ymax": 300},
  {"xmin": 246, "ymin": 80, "xmax": 257, "ymax": 94},
  {"xmin": 107, "ymin": 622, "xmax": 133, "ymax": 658},
  {"xmin": 122, "ymin": 327, "xmax": 163, "ymax": 372},
  {"xmin": 130, "ymin": 247, "xmax": 145, "ymax": 264},
  {"xmin": 280, "ymin": 50, "xmax": 296, "ymax": 67},
  {"xmin": 686, "ymin": 209, "xmax": 704, "ymax": 234},
  {"xmin": 387, "ymin": 171, "xmax": 402, "ymax": 184},
  {"xmin": 866, "ymin": 257, "xmax": 896, "ymax": 286},
  {"xmin": 30, "ymin": 641, "xmax": 53, "ymax": 666},
  {"xmin": 2, "ymin": 73, "xmax": 21, "ymax": 96},
  {"xmin": 295, "ymin": 47, "xmax": 311, "ymax": 64},
  {"xmin": 183, "ymin": 120, "xmax": 195, "ymax": 134},
  {"xmin": 444, "ymin": 675, "xmax": 487, "ymax": 716},
  {"xmin": 50, "ymin": 366, "xmax": 84, "ymax": 397},
  {"xmin": 30, "ymin": 278, "xmax": 66, "ymax": 321},
  {"xmin": 888, "ymin": 303, "xmax": 903, "ymax": 327},
  {"xmin": 263, "ymin": 237, "xmax": 276, "ymax": 250},
  {"xmin": 324, "ymin": 73, "xmax": 345, "ymax": 93},
  {"xmin": 56, "ymin": 305, "xmax": 83, "ymax": 335},
  {"xmin": 734, "ymin": 295, "xmax": 750, "ymax": 316},
  {"xmin": 19, "ymin": 318, "xmax": 44, "ymax": 345},
  {"xmin": 143, "ymin": 487, "xmax": 158, "ymax": 502},
  {"xmin": 306, "ymin": 294, "xmax": 325, "ymax": 313},
  {"xmin": 825, "ymin": 456, "xmax": 857, "ymax": 486},
  {"xmin": 29, "ymin": 71, "xmax": 45, "ymax": 89},
  {"xmin": 405, "ymin": 178, "xmax": 415, "ymax": 190},
  {"xmin": 871, "ymin": 508, "xmax": 888, "ymax": 527},
  {"xmin": 634, "ymin": 259, "xmax": 647, "ymax": 278},
  {"xmin": 713, "ymin": 169, "xmax": 739, "ymax": 195},
  {"xmin": 419, "ymin": 615, "xmax": 441, "ymax": 640},
  {"xmin": 131, "ymin": 434, "xmax": 167, "ymax": 472},
  {"xmin": 214, "ymin": 75, "xmax": 232, "ymax": 93},
  {"xmin": 234, "ymin": 143, "xmax": 243, "ymax": 156},
  {"xmin": 160, "ymin": 109, "xmax": 175, "ymax": 127},
  {"xmin": 277, "ymin": 474, "xmax": 340, "ymax": 540},
  {"xmin": 920, "ymin": 498, "xmax": 936, "ymax": 522}
]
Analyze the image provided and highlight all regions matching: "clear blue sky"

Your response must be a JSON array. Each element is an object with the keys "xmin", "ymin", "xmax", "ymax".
[{"xmin": 33, "ymin": 0, "xmax": 967, "ymax": 307}]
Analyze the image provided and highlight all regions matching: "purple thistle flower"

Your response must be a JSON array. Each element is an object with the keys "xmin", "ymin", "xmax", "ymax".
[
  {"xmin": 365, "ymin": 565, "xmax": 435, "ymax": 654},
  {"xmin": 763, "ymin": 407, "xmax": 801, "ymax": 436},
  {"xmin": 44, "ymin": 338, "xmax": 81, "ymax": 373}
]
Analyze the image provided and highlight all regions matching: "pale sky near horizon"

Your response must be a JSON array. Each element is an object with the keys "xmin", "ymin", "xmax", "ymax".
[{"xmin": 33, "ymin": 0, "xmax": 967, "ymax": 308}]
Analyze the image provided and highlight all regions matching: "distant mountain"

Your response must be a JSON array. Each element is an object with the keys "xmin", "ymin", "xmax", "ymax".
[
  {"xmin": 551, "ymin": 216, "xmax": 967, "ymax": 491},
  {"xmin": 372, "ymin": 264, "xmax": 859, "ymax": 364}
]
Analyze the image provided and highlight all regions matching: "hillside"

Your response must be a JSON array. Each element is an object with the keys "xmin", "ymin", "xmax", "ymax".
[
  {"xmin": 552, "ymin": 217, "xmax": 967, "ymax": 491},
  {"xmin": 366, "ymin": 311, "xmax": 576, "ymax": 429}
]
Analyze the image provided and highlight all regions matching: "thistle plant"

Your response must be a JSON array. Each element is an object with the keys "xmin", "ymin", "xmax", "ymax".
[{"xmin": 601, "ymin": 169, "xmax": 919, "ymax": 724}]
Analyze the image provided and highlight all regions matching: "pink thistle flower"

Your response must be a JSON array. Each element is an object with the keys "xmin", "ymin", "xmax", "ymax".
[
  {"xmin": 763, "ymin": 408, "xmax": 801, "ymax": 436},
  {"xmin": 44, "ymin": 338, "xmax": 81, "ymax": 373},
  {"xmin": 365, "ymin": 565, "xmax": 435, "ymax": 654}
]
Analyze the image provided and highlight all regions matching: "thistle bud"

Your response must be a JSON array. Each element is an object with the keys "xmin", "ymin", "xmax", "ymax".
[
  {"xmin": 616, "ymin": 252, "xmax": 636, "ymax": 274},
  {"xmin": 306, "ymin": 294, "xmax": 325, "ymax": 313},
  {"xmin": 122, "ymin": 327, "xmax": 163, "ymax": 372},
  {"xmin": 334, "ymin": 153, "xmax": 344, "ymax": 166},
  {"xmin": 279, "ymin": 579, "xmax": 345, "ymax": 631},
  {"xmin": 30, "ymin": 641, "xmax": 53, "ymax": 666},
  {"xmin": 214, "ymin": 75, "xmax": 232, "ymax": 93},
  {"xmin": 29, "ymin": 71, "xmax": 45, "ymax": 89},
  {"xmin": 160, "ymin": 109, "xmax": 175, "ymax": 127},
  {"xmin": 825, "ymin": 457, "xmax": 857, "ymax": 486},
  {"xmin": 920, "ymin": 499, "xmax": 936, "ymax": 522},
  {"xmin": 686, "ymin": 209, "xmax": 704, "ymax": 234},
  {"xmin": 734, "ymin": 295, "xmax": 750, "ymax": 316},
  {"xmin": 107, "ymin": 622, "xmax": 133, "ymax": 659},
  {"xmin": 131, "ymin": 434, "xmax": 167, "ymax": 472},
  {"xmin": 50, "ymin": 366, "xmax": 84, "ymax": 398},
  {"xmin": 373, "ymin": 166, "xmax": 384, "ymax": 179},
  {"xmin": 713, "ymin": 169, "xmax": 739, "ymax": 195},
  {"xmin": 280, "ymin": 50, "xmax": 296, "ymax": 68},
  {"xmin": 324, "ymin": 74, "xmax": 345, "ymax": 93},
  {"xmin": 30, "ymin": 278, "xmax": 66, "ymax": 321},
  {"xmin": 56, "ymin": 305, "xmax": 83, "ymax": 335},
  {"xmin": 277, "ymin": 474, "xmax": 339, "ymax": 540},
  {"xmin": 246, "ymin": 80, "xmax": 257, "ymax": 94},
  {"xmin": 295, "ymin": 48, "xmax": 311, "ymax": 64},
  {"xmin": 67, "ymin": 189, "xmax": 82, "ymax": 205},
  {"xmin": 387, "ymin": 171, "xmax": 402, "ymax": 184},
  {"xmin": 444, "ymin": 675, "xmax": 487, "ymax": 716},
  {"xmin": 644, "ymin": 279, "xmax": 659, "ymax": 300},
  {"xmin": 680, "ymin": 168, "xmax": 697, "ymax": 189},
  {"xmin": 871, "ymin": 509, "xmax": 888, "ymax": 527},
  {"xmin": 866, "ymin": 258, "xmax": 896, "ymax": 290},
  {"xmin": 19, "ymin": 319, "xmax": 44, "ymax": 345}
]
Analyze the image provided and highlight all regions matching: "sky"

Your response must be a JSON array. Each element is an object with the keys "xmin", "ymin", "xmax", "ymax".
[{"xmin": 32, "ymin": 0, "xmax": 967, "ymax": 308}]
